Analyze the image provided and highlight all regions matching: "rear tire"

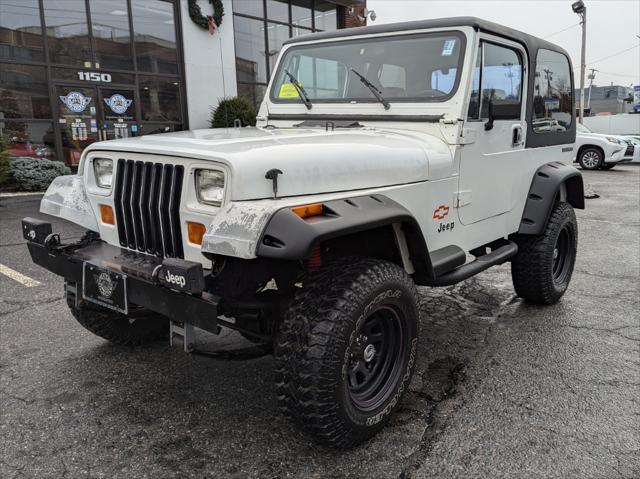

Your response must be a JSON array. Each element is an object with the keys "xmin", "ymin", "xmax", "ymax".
[
  {"xmin": 67, "ymin": 297, "xmax": 168, "ymax": 346},
  {"xmin": 578, "ymin": 147, "xmax": 603, "ymax": 170},
  {"xmin": 511, "ymin": 202, "xmax": 578, "ymax": 305},
  {"xmin": 274, "ymin": 258, "xmax": 419, "ymax": 449}
]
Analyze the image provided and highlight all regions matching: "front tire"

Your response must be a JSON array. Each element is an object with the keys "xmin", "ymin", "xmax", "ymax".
[
  {"xmin": 275, "ymin": 258, "xmax": 419, "ymax": 449},
  {"xmin": 511, "ymin": 202, "xmax": 578, "ymax": 304},
  {"xmin": 67, "ymin": 297, "xmax": 169, "ymax": 346},
  {"xmin": 578, "ymin": 147, "xmax": 603, "ymax": 170}
]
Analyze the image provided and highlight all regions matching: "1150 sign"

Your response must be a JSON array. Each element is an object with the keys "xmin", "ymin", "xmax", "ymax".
[{"xmin": 77, "ymin": 71, "xmax": 112, "ymax": 82}]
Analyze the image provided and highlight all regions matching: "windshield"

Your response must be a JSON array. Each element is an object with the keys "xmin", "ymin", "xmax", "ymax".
[
  {"xmin": 576, "ymin": 123, "xmax": 592, "ymax": 133},
  {"xmin": 270, "ymin": 32, "xmax": 465, "ymax": 105}
]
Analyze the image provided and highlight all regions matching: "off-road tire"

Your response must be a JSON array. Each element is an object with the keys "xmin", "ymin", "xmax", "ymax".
[
  {"xmin": 274, "ymin": 257, "xmax": 419, "ymax": 449},
  {"xmin": 600, "ymin": 163, "xmax": 616, "ymax": 170},
  {"xmin": 67, "ymin": 297, "xmax": 168, "ymax": 346},
  {"xmin": 511, "ymin": 202, "xmax": 577, "ymax": 304},
  {"xmin": 578, "ymin": 147, "xmax": 603, "ymax": 170}
]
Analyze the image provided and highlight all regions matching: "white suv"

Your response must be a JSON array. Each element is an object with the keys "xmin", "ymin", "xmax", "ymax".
[
  {"xmin": 23, "ymin": 17, "xmax": 584, "ymax": 448},
  {"xmin": 575, "ymin": 122, "xmax": 633, "ymax": 170}
]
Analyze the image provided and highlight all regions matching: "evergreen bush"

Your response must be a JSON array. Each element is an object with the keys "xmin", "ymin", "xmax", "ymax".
[
  {"xmin": 10, "ymin": 157, "xmax": 71, "ymax": 191},
  {"xmin": 210, "ymin": 97, "xmax": 256, "ymax": 128}
]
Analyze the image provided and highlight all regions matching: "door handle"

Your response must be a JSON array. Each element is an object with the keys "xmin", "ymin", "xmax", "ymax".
[{"xmin": 511, "ymin": 125, "xmax": 523, "ymax": 147}]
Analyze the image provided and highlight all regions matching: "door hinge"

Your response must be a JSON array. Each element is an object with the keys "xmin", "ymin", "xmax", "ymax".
[
  {"xmin": 459, "ymin": 127, "xmax": 476, "ymax": 145},
  {"xmin": 455, "ymin": 190, "xmax": 472, "ymax": 207}
]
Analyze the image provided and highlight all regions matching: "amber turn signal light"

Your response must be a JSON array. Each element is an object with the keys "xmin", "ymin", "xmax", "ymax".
[
  {"xmin": 291, "ymin": 203, "xmax": 324, "ymax": 219},
  {"xmin": 99, "ymin": 204, "xmax": 115, "ymax": 225},
  {"xmin": 187, "ymin": 222, "xmax": 207, "ymax": 245}
]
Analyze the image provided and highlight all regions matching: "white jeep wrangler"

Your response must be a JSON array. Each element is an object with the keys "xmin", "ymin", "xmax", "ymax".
[{"xmin": 23, "ymin": 17, "xmax": 584, "ymax": 448}]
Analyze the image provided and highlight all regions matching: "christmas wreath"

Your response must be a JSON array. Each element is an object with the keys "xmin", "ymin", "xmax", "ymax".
[{"xmin": 188, "ymin": 0, "xmax": 224, "ymax": 34}]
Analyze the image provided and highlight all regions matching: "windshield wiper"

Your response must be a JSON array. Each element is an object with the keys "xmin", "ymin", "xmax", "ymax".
[
  {"xmin": 349, "ymin": 68, "xmax": 390, "ymax": 110},
  {"xmin": 284, "ymin": 69, "xmax": 312, "ymax": 110}
]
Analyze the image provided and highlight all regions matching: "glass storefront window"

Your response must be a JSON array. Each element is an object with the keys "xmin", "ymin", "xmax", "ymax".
[
  {"xmin": 291, "ymin": 0, "xmax": 313, "ymax": 28},
  {"xmin": 0, "ymin": 0, "xmax": 45, "ymax": 62},
  {"xmin": 1, "ymin": 121, "xmax": 56, "ymax": 162},
  {"xmin": 140, "ymin": 123, "xmax": 182, "ymax": 135},
  {"xmin": 139, "ymin": 76, "xmax": 181, "ymax": 122},
  {"xmin": 132, "ymin": 0, "xmax": 178, "ymax": 74},
  {"xmin": 43, "ymin": 0, "xmax": 92, "ymax": 66},
  {"xmin": 50, "ymin": 67, "xmax": 135, "ymax": 84},
  {"xmin": 233, "ymin": 0, "xmax": 264, "ymax": 18},
  {"xmin": 314, "ymin": 1, "xmax": 337, "ymax": 31},
  {"xmin": 237, "ymin": 82, "xmax": 267, "ymax": 109},
  {"xmin": 267, "ymin": 22, "xmax": 290, "ymax": 73},
  {"xmin": 234, "ymin": 16, "xmax": 268, "ymax": 83},
  {"xmin": 267, "ymin": 0, "xmax": 289, "ymax": 23},
  {"xmin": 0, "ymin": 63, "xmax": 51, "ymax": 119},
  {"xmin": 90, "ymin": 0, "xmax": 133, "ymax": 71}
]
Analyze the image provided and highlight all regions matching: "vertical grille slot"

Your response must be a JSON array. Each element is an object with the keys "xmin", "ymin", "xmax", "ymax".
[{"xmin": 113, "ymin": 159, "xmax": 184, "ymax": 258}]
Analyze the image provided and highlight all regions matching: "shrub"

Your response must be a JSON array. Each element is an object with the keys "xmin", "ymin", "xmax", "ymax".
[
  {"xmin": 10, "ymin": 157, "xmax": 71, "ymax": 191},
  {"xmin": 0, "ymin": 136, "xmax": 10, "ymax": 185},
  {"xmin": 210, "ymin": 96, "xmax": 256, "ymax": 128}
]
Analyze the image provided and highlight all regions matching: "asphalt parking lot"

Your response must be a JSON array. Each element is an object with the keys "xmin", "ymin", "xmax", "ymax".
[{"xmin": 0, "ymin": 165, "xmax": 638, "ymax": 479}]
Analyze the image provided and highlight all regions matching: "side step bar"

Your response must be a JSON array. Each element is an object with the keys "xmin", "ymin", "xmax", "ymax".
[{"xmin": 427, "ymin": 241, "xmax": 518, "ymax": 286}]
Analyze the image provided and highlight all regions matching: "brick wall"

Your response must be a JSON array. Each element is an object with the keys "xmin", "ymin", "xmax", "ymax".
[{"xmin": 339, "ymin": 1, "xmax": 367, "ymax": 28}]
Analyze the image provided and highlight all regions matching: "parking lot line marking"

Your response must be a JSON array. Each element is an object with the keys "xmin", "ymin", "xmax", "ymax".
[{"xmin": 0, "ymin": 263, "xmax": 41, "ymax": 287}]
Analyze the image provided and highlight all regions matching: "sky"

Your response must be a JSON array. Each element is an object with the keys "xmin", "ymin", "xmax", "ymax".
[{"xmin": 366, "ymin": 0, "xmax": 640, "ymax": 88}]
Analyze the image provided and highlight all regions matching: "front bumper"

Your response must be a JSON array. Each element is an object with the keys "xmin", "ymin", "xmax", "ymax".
[{"xmin": 24, "ymin": 219, "xmax": 219, "ymax": 333}]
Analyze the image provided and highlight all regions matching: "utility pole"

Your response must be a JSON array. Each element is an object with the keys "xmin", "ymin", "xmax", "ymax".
[
  {"xmin": 587, "ymin": 68, "xmax": 597, "ymax": 111},
  {"xmin": 572, "ymin": 1, "xmax": 587, "ymax": 123}
]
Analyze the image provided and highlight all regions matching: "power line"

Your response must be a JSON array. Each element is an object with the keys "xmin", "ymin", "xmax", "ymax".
[
  {"xmin": 587, "ymin": 43, "xmax": 640, "ymax": 65},
  {"xmin": 595, "ymin": 70, "xmax": 640, "ymax": 79},
  {"xmin": 545, "ymin": 23, "xmax": 580, "ymax": 38}
]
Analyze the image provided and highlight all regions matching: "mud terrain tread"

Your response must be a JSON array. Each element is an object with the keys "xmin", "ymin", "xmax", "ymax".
[
  {"xmin": 511, "ymin": 202, "xmax": 577, "ymax": 305},
  {"xmin": 274, "ymin": 257, "xmax": 418, "ymax": 448},
  {"xmin": 67, "ymin": 298, "xmax": 168, "ymax": 346}
]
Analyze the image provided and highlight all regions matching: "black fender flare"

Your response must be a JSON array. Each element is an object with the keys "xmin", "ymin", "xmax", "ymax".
[
  {"xmin": 256, "ymin": 194, "xmax": 434, "ymax": 276},
  {"xmin": 518, "ymin": 161, "xmax": 584, "ymax": 235}
]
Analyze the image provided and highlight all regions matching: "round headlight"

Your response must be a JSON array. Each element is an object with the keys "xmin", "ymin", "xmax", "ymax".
[
  {"xmin": 93, "ymin": 158, "xmax": 113, "ymax": 188},
  {"xmin": 196, "ymin": 169, "xmax": 225, "ymax": 206}
]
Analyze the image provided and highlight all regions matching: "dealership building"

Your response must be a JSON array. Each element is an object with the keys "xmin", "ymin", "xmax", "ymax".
[{"xmin": 0, "ymin": 0, "xmax": 364, "ymax": 167}]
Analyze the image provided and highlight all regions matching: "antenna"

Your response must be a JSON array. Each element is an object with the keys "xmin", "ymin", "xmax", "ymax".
[{"xmin": 218, "ymin": 32, "xmax": 229, "ymax": 127}]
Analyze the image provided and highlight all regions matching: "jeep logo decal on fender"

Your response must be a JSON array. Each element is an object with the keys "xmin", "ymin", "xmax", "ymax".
[{"xmin": 164, "ymin": 271, "xmax": 186, "ymax": 288}]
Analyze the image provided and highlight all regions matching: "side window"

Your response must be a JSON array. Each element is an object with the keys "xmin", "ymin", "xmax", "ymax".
[
  {"xmin": 533, "ymin": 49, "xmax": 573, "ymax": 133},
  {"xmin": 467, "ymin": 42, "xmax": 523, "ymax": 120}
]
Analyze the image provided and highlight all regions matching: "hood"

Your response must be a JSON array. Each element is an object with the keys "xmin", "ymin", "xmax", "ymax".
[
  {"xmin": 85, "ymin": 127, "xmax": 450, "ymax": 200},
  {"xmin": 577, "ymin": 131, "xmax": 626, "ymax": 143}
]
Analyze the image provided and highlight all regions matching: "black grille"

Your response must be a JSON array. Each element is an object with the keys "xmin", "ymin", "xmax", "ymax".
[
  {"xmin": 625, "ymin": 144, "xmax": 634, "ymax": 157},
  {"xmin": 113, "ymin": 159, "xmax": 184, "ymax": 258}
]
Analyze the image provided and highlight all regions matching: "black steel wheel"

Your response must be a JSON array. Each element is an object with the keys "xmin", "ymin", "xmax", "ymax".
[
  {"xmin": 347, "ymin": 305, "xmax": 407, "ymax": 412},
  {"xmin": 512, "ymin": 202, "xmax": 578, "ymax": 304},
  {"xmin": 275, "ymin": 257, "xmax": 419, "ymax": 449}
]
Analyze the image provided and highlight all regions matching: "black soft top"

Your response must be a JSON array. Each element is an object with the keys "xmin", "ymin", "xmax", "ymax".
[{"xmin": 283, "ymin": 16, "xmax": 569, "ymax": 58}]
